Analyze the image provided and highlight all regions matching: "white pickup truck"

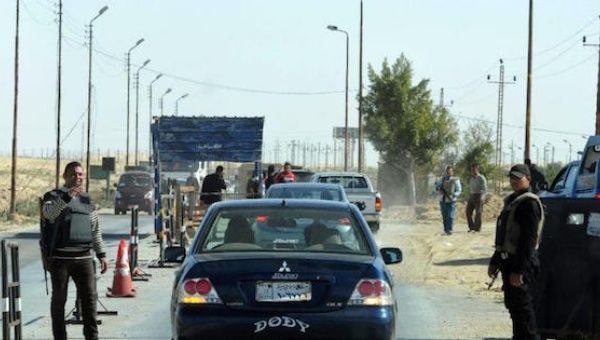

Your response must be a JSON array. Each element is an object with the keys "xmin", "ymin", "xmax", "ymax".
[{"xmin": 310, "ymin": 172, "xmax": 382, "ymax": 232}]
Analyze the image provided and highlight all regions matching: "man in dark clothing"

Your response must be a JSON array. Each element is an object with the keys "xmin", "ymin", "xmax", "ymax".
[
  {"xmin": 42, "ymin": 161, "xmax": 108, "ymax": 340},
  {"xmin": 525, "ymin": 158, "xmax": 548, "ymax": 193},
  {"xmin": 264, "ymin": 165, "xmax": 276, "ymax": 191},
  {"xmin": 200, "ymin": 165, "xmax": 227, "ymax": 205},
  {"xmin": 488, "ymin": 164, "xmax": 543, "ymax": 340}
]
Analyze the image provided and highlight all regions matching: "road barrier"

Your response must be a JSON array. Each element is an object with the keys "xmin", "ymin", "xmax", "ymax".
[
  {"xmin": 128, "ymin": 207, "xmax": 151, "ymax": 281},
  {"xmin": 2, "ymin": 240, "xmax": 22, "ymax": 340}
]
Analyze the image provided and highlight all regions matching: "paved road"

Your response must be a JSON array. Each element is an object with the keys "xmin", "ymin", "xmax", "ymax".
[{"xmin": 1, "ymin": 214, "xmax": 509, "ymax": 339}]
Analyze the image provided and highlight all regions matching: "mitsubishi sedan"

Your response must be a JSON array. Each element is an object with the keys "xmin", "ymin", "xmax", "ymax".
[{"xmin": 170, "ymin": 199, "xmax": 402, "ymax": 340}]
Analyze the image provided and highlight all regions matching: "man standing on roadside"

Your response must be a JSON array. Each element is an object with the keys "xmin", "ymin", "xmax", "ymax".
[
  {"xmin": 41, "ymin": 161, "xmax": 108, "ymax": 340},
  {"xmin": 200, "ymin": 165, "xmax": 227, "ymax": 205},
  {"xmin": 264, "ymin": 165, "xmax": 276, "ymax": 191},
  {"xmin": 488, "ymin": 164, "xmax": 544, "ymax": 340},
  {"xmin": 466, "ymin": 163, "xmax": 487, "ymax": 232},
  {"xmin": 436, "ymin": 165, "xmax": 462, "ymax": 235}
]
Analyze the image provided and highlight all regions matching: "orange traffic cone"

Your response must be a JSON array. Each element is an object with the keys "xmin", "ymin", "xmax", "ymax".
[{"xmin": 107, "ymin": 239, "xmax": 136, "ymax": 298}]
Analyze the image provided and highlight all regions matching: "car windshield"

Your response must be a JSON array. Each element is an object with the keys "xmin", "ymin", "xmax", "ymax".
[
  {"xmin": 199, "ymin": 207, "xmax": 369, "ymax": 255},
  {"xmin": 118, "ymin": 174, "xmax": 153, "ymax": 188},
  {"xmin": 267, "ymin": 187, "xmax": 344, "ymax": 201},
  {"xmin": 317, "ymin": 176, "xmax": 368, "ymax": 189}
]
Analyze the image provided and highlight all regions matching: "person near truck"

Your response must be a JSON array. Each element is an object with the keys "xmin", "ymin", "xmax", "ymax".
[
  {"xmin": 436, "ymin": 165, "xmax": 462, "ymax": 235},
  {"xmin": 466, "ymin": 163, "xmax": 487, "ymax": 232},
  {"xmin": 488, "ymin": 164, "xmax": 544, "ymax": 340},
  {"xmin": 200, "ymin": 165, "xmax": 227, "ymax": 205},
  {"xmin": 275, "ymin": 161, "xmax": 296, "ymax": 183},
  {"xmin": 41, "ymin": 161, "xmax": 108, "ymax": 340},
  {"xmin": 525, "ymin": 158, "xmax": 547, "ymax": 194},
  {"xmin": 264, "ymin": 165, "xmax": 276, "ymax": 190}
]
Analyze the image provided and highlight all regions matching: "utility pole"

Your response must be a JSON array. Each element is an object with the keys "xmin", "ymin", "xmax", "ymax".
[
  {"xmin": 55, "ymin": 0, "xmax": 63, "ymax": 188},
  {"xmin": 86, "ymin": 6, "xmax": 108, "ymax": 192},
  {"xmin": 9, "ymin": 0, "xmax": 20, "ymax": 220},
  {"xmin": 148, "ymin": 73, "xmax": 162, "ymax": 163},
  {"xmin": 125, "ymin": 38, "xmax": 144, "ymax": 167},
  {"xmin": 439, "ymin": 88, "xmax": 445, "ymax": 107},
  {"xmin": 358, "ymin": 0, "xmax": 365, "ymax": 172},
  {"xmin": 488, "ymin": 59, "xmax": 516, "ymax": 192},
  {"xmin": 583, "ymin": 16, "xmax": 600, "ymax": 134},
  {"xmin": 134, "ymin": 59, "xmax": 150, "ymax": 166},
  {"xmin": 524, "ymin": 0, "xmax": 533, "ymax": 161}
]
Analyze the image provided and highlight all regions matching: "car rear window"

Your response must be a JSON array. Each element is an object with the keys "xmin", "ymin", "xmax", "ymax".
[
  {"xmin": 267, "ymin": 187, "xmax": 344, "ymax": 201},
  {"xmin": 317, "ymin": 176, "xmax": 368, "ymax": 189},
  {"xmin": 199, "ymin": 207, "xmax": 369, "ymax": 255}
]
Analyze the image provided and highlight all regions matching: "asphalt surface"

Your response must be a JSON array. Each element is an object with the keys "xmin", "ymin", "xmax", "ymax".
[{"xmin": 0, "ymin": 213, "xmax": 510, "ymax": 339}]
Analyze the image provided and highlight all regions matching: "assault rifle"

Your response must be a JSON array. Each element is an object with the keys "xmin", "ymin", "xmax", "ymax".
[{"xmin": 38, "ymin": 197, "xmax": 49, "ymax": 295}]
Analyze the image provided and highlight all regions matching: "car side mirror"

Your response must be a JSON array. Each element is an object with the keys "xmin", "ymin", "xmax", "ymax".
[
  {"xmin": 380, "ymin": 247, "xmax": 402, "ymax": 264},
  {"xmin": 553, "ymin": 184, "xmax": 564, "ymax": 191}
]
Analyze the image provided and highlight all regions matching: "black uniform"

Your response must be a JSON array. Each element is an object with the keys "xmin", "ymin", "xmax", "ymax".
[
  {"xmin": 490, "ymin": 188, "xmax": 542, "ymax": 339},
  {"xmin": 200, "ymin": 173, "xmax": 227, "ymax": 205}
]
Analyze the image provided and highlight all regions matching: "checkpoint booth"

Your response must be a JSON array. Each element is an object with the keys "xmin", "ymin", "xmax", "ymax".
[
  {"xmin": 151, "ymin": 116, "xmax": 264, "ymax": 247},
  {"xmin": 536, "ymin": 198, "xmax": 600, "ymax": 339}
]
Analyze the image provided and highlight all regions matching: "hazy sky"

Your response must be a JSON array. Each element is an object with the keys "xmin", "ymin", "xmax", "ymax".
[{"xmin": 1, "ymin": 0, "xmax": 599, "ymax": 167}]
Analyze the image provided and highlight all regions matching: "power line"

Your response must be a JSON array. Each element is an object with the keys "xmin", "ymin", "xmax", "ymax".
[
  {"xmin": 536, "ymin": 51, "xmax": 597, "ymax": 79},
  {"xmin": 456, "ymin": 114, "xmax": 589, "ymax": 137}
]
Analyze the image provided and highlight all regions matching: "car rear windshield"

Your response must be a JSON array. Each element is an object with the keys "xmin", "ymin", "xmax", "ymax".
[
  {"xmin": 317, "ymin": 176, "xmax": 368, "ymax": 189},
  {"xmin": 199, "ymin": 207, "xmax": 370, "ymax": 255},
  {"xmin": 118, "ymin": 174, "xmax": 153, "ymax": 188},
  {"xmin": 267, "ymin": 187, "xmax": 344, "ymax": 201}
]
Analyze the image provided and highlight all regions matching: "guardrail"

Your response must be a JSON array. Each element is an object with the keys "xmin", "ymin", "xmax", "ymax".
[{"xmin": 2, "ymin": 239, "xmax": 22, "ymax": 340}]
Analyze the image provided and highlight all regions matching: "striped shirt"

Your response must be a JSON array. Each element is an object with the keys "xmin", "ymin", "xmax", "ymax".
[{"xmin": 42, "ymin": 187, "xmax": 106, "ymax": 259}]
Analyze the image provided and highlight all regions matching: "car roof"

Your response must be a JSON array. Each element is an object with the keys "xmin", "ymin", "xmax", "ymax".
[
  {"xmin": 120, "ymin": 171, "xmax": 152, "ymax": 177},
  {"xmin": 312, "ymin": 172, "xmax": 366, "ymax": 177},
  {"xmin": 268, "ymin": 182, "xmax": 343, "ymax": 190},
  {"xmin": 209, "ymin": 198, "xmax": 353, "ymax": 211}
]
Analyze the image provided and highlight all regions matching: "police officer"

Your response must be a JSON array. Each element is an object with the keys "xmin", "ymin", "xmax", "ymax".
[
  {"xmin": 42, "ymin": 161, "xmax": 108, "ymax": 340},
  {"xmin": 488, "ymin": 164, "xmax": 544, "ymax": 340}
]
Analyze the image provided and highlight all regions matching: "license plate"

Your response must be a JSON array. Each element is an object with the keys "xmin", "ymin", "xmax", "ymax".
[{"xmin": 255, "ymin": 281, "xmax": 311, "ymax": 302}]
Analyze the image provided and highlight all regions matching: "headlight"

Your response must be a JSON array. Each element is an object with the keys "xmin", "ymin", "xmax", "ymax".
[
  {"xmin": 144, "ymin": 190, "xmax": 153, "ymax": 199},
  {"xmin": 115, "ymin": 191, "xmax": 121, "ymax": 199}
]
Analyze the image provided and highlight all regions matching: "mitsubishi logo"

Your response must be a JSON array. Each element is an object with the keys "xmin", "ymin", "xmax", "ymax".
[{"xmin": 278, "ymin": 261, "xmax": 291, "ymax": 273}]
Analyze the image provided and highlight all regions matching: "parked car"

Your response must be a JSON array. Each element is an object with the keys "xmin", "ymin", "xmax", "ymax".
[
  {"xmin": 114, "ymin": 171, "xmax": 154, "ymax": 215},
  {"xmin": 170, "ymin": 199, "xmax": 402, "ymax": 340},
  {"xmin": 310, "ymin": 172, "xmax": 382, "ymax": 232},
  {"xmin": 265, "ymin": 183, "xmax": 348, "ymax": 202},
  {"xmin": 574, "ymin": 136, "xmax": 600, "ymax": 198},
  {"xmin": 539, "ymin": 160, "xmax": 580, "ymax": 199},
  {"xmin": 291, "ymin": 169, "xmax": 315, "ymax": 183}
]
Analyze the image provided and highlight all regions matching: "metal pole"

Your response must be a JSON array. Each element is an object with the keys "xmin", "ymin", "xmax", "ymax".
[
  {"xmin": 126, "ymin": 52, "xmax": 131, "ymax": 167},
  {"xmin": 86, "ymin": 22, "xmax": 93, "ymax": 192},
  {"xmin": 344, "ymin": 32, "xmax": 349, "ymax": 172},
  {"xmin": 56, "ymin": 0, "xmax": 62, "ymax": 189},
  {"xmin": 135, "ymin": 72, "xmax": 140, "ymax": 165},
  {"xmin": 9, "ymin": 0, "xmax": 20, "ymax": 220},
  {"xmin": 358, "ymin": 0, "xmax": 364, "ymax": 172},
  {"xmin": 524, "ymin": 0, "xmax": 533, "ymax": 161}
]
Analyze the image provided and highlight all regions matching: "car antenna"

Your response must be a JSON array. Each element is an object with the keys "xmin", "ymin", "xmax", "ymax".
[{"xmin": 281, "ymin": 199, "xmax": 287, "ymax": 207}]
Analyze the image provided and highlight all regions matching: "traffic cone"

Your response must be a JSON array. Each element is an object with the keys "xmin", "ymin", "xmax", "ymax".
[{"xmin": 107, "ymin": 239, "xmax": 136, "ymax": 298}]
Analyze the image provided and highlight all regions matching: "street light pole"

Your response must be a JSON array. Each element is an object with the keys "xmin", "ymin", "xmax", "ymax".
[
  {"xmin": 9, "ymin": 0, "xmax": 20, "ymax": 220},
  {"xmin": 148, "ymin": 73, "xmax": 162, "ymax": 162},
  {"xmin": 563, "ymin": 139, "xmax": 572, "ymax": 162},
  {"xmin": 125, "ymin": 38, "xmax": 144, "ymax": 168},
  {"xmin": 327, "ymin": 25, "xmax": 349, "ymax": 172},
  {"xmin": 85, "ymin": 5, "xmax": 108, "ymax": 192},
  {"xmin": 358, "ymin": 0, "xmax": 364, "ymax": 172},
  {"xmin": 134, "ymin": 59, "xmax": 151, "ymax": 166},
  {"xmin": 532, "ymin": 144, "xmax": 540, "ymax": 165},
  {"xmin": 175, "ymin": 93, "xmax": 189, "ymax": 116},
  {"xmin": 160, "ymin": 88, "xmax": 172, "ymax": 116},
  {"xmin": 583, "ymin": 16, "xmax": 600, "ymax": 135}
]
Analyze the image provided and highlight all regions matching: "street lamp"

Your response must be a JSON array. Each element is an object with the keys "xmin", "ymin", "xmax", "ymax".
[
  {"xmin": 327, "ymin": 24, "xmax": 350, "ymax": 172},
  {"xmin": 174, "ymin": 93, "xmax": 189, "ymax": 116},
  {"xmin": 160, "ymin": 88, "xmax": 172, "ymax": 116},
  {"xmin": 563, "ymin": 139, "xmax": 572, "ymax": 163},
  {"xmin": 546, "ymin": 142, "xmax": 555, "ymax": 164},
  {"xmin": 125, "ymin": 37, "xmax": 144, "ymax": 167},
  {"xmin": 134, "ymin": 59, "xmax": 150, "ymax": 165},
  {"xmin": 532, "ymin": 144, "xmax": 540, "ymax": 165},
  {"xmin": 148, "ymin": 73, "xmax": 163, "ymax": 162},
  {"xmin": 85, "ymin": 5, "xmax": 108, "ymax": 192}
]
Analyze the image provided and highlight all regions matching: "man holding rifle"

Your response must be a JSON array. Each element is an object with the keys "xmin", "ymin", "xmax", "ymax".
[
  {"xmin": 488, "ymin": 164, "xmax": 544, "ymax": 340},
  {"xmin": 436, "ymin": 165, "xmax": 462, "ymax": 235},
  {"xmin": 41, "ymin": 161, "xmax": 108, "ymax": 340}
]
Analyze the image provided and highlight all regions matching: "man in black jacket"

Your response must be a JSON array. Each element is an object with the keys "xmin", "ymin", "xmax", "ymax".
[
  {"xmin": 525, "ymin": 158, "xmax": 548, "ymax": 193},
  {"xmin": 42, "ymin": 161, "xmax": 108, "ymax": 340},
  {"xmin": 200, "ymin": 165, "xmax": 227, "ymax": 205},
  {"xmin": 488, "ymin": 164, "xmax": 543, "ymax": 340}
]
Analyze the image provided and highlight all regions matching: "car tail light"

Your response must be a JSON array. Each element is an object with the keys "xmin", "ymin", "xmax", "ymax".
[
  {"xmin": 256, "ymin": 215, "xmax": 268, "ymax": 223},
  {"xmin": 375, "ymin": 193, "xmax": 383, "ymax": 212},
  {"xmin": 347, "ymin": 279, "xmax": 393, "ymax": 306},
  {"xmin": 595, "ymin": 193, "xmax": 600, "ymax": 199},
  {"xmin": 179, "ymin": 278, "xmax": 222, "ymax": 304}
]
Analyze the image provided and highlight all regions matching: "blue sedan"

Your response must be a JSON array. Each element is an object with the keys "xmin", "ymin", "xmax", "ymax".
[{"xmin": 170, "ymin": 199, "xmax": 402, "ymax": 340}]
